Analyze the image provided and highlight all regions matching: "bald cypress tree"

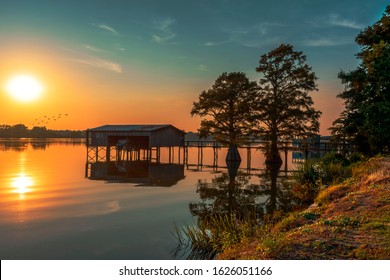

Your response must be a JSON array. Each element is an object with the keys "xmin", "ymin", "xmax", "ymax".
[
  {"xmin": 253, "ymin": 44, "xmax": 321, "ymax": 164},
  {"xmin": 191, "ymin": 72, "xmax": 257, "ymax": 161}
]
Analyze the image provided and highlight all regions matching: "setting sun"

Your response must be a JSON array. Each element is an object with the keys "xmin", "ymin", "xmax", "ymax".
[{"xmin": 5, "ymin": 75, "xmax": 43, "ymax": 102}]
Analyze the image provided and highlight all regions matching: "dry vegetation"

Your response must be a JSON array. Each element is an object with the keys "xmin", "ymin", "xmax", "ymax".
[{"xmin": 218, "ymin": 157, "xmax": 390, "ymax": 259}]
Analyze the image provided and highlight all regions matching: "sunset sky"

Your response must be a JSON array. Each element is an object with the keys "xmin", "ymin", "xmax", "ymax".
[{"xmin": 0, "ymin": 0, "xmax": 388, "ymax": 134}]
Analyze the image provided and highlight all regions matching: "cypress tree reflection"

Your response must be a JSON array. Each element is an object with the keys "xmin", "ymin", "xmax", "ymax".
[{"xmin": 173, "ymin": 160, "xmax": 295, "ymax": 259}]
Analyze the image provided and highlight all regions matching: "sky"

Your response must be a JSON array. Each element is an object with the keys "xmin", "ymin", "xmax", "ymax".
[{"xmin": 0, "ymin": 0, "xmax": 388, "ymax": 134}]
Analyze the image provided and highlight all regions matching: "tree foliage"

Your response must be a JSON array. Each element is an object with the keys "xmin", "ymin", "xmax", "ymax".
[
  {"xmin": 191, "ymin": 72, "xmax": 257, "ymax": 146},
  {"xmin": 0, "ymin": 124, "xmax": 85, "ymax": 138},
  {"xmin": 331, "ymin": 5, "xmax": 390, "ymax": 155},
  {"xmin": 253, "ymin": 44, "xmax": 321, "ymax": 162}
]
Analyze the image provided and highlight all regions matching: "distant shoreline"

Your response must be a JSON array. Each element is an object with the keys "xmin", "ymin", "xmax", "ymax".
[{"xmin": 0, "ymin": 124, "xmax": 85, "ymax": 138}]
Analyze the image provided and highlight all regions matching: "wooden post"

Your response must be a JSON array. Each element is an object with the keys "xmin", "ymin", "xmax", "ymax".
[
  {"xmin": 85, "ymin": 163, "xmax": 89, "ymax": 178},
  {"xmin": 284, "ymin": 148, "xmax": 288, "ymax": 172},
  {"xmin": 213, "ymin": 143, "xmax": 217, "ymax": 168},
  {"xmin": 86, "ymin": 130, "xmax": 90, "ymax": 163},
  {"xmin": 215, "ymin": 144, "xmax": 218, "ymax": 166},
  {"xmin": 197, "ymin": 143, "xmax": 201, "ymax": 166},
  {"xmin": 200, "ymin": 143, "xmax": 203, "ymax": 166},
  {"xmin": 185, "ymin": 146, "xmax": 188, "ymax": 165},
  {"xmin": 247, "ymin": 147, "xmax": 251, "ymax": 171}
]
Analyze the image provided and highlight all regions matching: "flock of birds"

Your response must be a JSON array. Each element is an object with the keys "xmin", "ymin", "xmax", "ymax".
[{"xmin": 31, "ymin": 113, "xmax": 69, "ymax": 127}]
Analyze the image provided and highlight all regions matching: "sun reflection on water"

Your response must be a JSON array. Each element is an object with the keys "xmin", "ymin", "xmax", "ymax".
[{"xmin": 12, "ymin": 173, "xmax": 34, "ymax": 197}]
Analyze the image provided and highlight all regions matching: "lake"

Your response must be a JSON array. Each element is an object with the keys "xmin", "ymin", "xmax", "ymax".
[{"xmin": 0, "ymin": 139, "xmax": 297, "ymax": 259}]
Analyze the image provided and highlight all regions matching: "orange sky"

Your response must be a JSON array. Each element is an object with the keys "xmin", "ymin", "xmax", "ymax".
[
  {"xmin": 0, "ymin": 41, "xmax": 344, "ymax": 135},
  {"xmin": 0, "ymin": 41, "xmax": 207, "ymax": 132}
]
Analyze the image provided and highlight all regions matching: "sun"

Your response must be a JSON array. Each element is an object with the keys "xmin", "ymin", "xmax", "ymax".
[{"xmin": 5, "ymin": 75, "xmax": 44, "ymax": 102}]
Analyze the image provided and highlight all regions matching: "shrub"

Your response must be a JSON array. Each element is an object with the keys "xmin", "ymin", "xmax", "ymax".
[{"xmin": 292, "ymin": 153, "xmax": 352, "ymax": 204}]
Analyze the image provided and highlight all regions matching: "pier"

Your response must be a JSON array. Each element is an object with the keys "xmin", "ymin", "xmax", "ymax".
[{"xmin": 86, "ymin": 125, "xmax": 351, "ymax": 176}]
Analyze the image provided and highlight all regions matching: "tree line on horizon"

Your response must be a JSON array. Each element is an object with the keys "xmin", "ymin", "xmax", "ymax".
[
  {"xmin": 191, "ymin": 5, "xmax": 389, "ymax": 162},
  {"xmin": 0, "ymin": 124, "xmax": 85, "ymax": 138}
]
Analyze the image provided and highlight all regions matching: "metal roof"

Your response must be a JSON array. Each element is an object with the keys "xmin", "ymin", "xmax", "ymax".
[{"xmin": 87, "ymin": 124, "xmax": 182, "ymax": 133}]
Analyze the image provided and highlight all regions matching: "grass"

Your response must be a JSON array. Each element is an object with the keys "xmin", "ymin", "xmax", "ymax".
[
  {"xmin": 172, "ymin": 210, "xmax": 260, "ymax": 259},
  {"xmin": 218, "ymin": 156, "xmax": 390, "ymax": 259}
]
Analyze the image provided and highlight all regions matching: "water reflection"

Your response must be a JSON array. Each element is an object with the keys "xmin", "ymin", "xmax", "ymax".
[
  {"xmin": 87, "ymin": 161, "xmax": 185, "ymax": 187},
  {"xmin": 190, "ymin": 161, "xmax": 261, "ymax": 219},
  {"xmin": 190, "ymin": 162, "xmax": 293, "ymax": 221},
  {"xmin": 11, "ymin": 173, "xmax": 34, "ymax": 195},
  {"xmin": 0, "ymin": 139, "xmax": 299, "ymax": 259},
  {"xmin": 0, "ymin": 138, "xmax": 84, "ymax": 151},
  {"xmin": 256, "ymin": 163, "xmax": 295, "ymax": 216},
  {"xmin": 176, "ymin": 160, "xmax": 295, "ymax": 259}
]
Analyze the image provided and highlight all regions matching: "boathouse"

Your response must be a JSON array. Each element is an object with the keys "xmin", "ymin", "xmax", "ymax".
[
  {"xmin": 87, "ymin": 124, "xmax": 185, "ymax": 148},
  {"xmin": 85, "ymin": 124, "xmax": 185, "ymax": 164}
]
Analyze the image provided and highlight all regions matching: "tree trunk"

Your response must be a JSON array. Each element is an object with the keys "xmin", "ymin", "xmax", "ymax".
[
  {"xmin": 265, "ymin": 135, "xmax": 282, "ymax": 165},
  {"xmin": 226, "ymin": 144, "xmax": 241, "ymax": 162}
]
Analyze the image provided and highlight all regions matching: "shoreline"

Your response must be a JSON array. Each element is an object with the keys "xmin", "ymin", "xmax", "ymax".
[{"xmin": 218, "ymin": 157, "xmax": 390, "ymax": 259}]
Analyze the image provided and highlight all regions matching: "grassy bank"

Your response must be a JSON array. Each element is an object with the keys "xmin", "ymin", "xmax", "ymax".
[{"xmin": 218, "ymin": 156, "xmax": 390, "ymax": 259}]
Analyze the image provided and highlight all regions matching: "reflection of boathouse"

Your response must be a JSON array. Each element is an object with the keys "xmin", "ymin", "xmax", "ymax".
[
  {"xmin": 88, "ymin": 161, "xmax": 185, "ymax": 187},
  {"xmin": 86, "ymin": 124, "xmax": 185, "ymax": 163}
]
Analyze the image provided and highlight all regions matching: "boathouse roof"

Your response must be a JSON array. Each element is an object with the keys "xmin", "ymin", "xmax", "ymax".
[{"xmin": 88, "ymin": 124, "xmax": 183, "ymax": 133}]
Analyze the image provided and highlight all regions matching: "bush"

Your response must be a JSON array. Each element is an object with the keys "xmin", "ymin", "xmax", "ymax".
[
  {"xmin": 349, "ymin": 152, "xmax": 366, "ymax": 163},
  {"xmin": 292, "ymin": 153, "xmax": 352, "ymax": 204}
]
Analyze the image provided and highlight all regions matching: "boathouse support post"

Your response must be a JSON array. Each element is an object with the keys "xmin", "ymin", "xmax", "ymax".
[
  {"xmin": 246, "ymin": 147, "xmax": 251, "ymax": 171},
  {"xmin": 106, "ymin": 146, "xmax": 110, "ymax": 162},
  {"xmin": 95, "ymin": 146, "xmax": 99, "ymax": 163},
  {"xmin": 284, "ymin": 147, "xmax": 288, "ymax": 172}
]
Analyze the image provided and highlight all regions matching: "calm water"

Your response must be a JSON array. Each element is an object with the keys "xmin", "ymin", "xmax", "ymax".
[{"xmin": 0, "ymin": 139, "xmax": 297, "ymax": 260}]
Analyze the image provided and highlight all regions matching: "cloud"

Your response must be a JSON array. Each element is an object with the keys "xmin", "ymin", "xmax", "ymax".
[
  {"xmin": 207, "ymin": 22, "xmax": 281, "ymax": 48},
  {"xmin": 72, "ymin": 56, "xmax": 123, "ymax": 73},
  {"xmin": 92, "ymin": 23, "xmax": 120, "ymax": 35},
  {"xmin": 197, "ymin": 64, "xmax": 208, "ymax": 71},
  {"xmin": 327, "ymin": 14, "xmax": 364, "ymax": 30},
  {"xmin": 303, "ymin": 36, "xmax": 353, "ymax": 47},
  {"xmin": 83, "ymin": 44, "xmax": 102, "ymax": 52},
  {"xmin": 203, "ymin": 40, "xmax": 230, "ymax": 47},
  {"xmin": 152, "ymin": 17, "xmax": 177, "ymax": 44}
]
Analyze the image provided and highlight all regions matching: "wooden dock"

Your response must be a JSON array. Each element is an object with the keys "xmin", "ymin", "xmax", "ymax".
[{"xmin": 86, "ymin": 137, "xmax": 351, "ymax": 175}]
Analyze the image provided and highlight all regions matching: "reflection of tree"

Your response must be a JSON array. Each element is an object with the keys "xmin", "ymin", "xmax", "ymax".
[
  {"xmin": 174, "ymin": 161, "xmax": 295, "ymax": 259},
  {"xmin": 256, "ymin": 163, "xmax": 295, "ymax": 216},
  {"xmin": 190, "ymin": 170, "xmax": 260, "ymax": 220},
  {"xmin": 0, "ymin": 139, "xmax": 84, "ymax": 152},
  {"xmin": 0, "ymin": 141, "xmax": 28, "ymax": 151},
  {"xmin": 189, "ymin": 162, "xmax": 294, "ymax": 224}
]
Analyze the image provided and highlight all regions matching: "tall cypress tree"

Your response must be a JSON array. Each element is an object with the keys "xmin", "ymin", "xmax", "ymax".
[{"xmin": 254, "ymin": 44, "xmax": 321, "ymax": 164}]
